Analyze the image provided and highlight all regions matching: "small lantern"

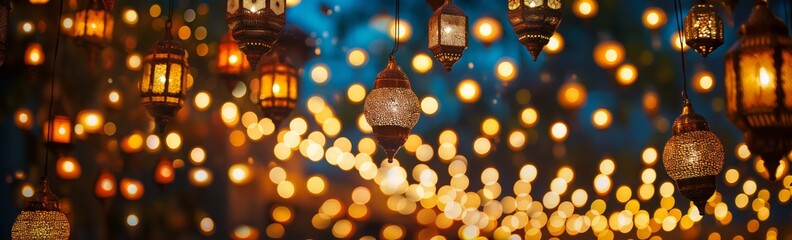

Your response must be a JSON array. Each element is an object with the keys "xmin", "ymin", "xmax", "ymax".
[
  {"xmin": 663, "ymin": 100, "xmax": 724, "ymax": 214},
  {"xmin": 11, "ymin": 179, "xmax": 71, "ymax": 239},
  {"xmin": 43, "ymin": 115, "xmax": 73, "ymax": 155},
  {"xmin": 140, "ymin": 21, "xmax": 189, "ymax": 134},
  {"xmin": 428, "ymin": 0, "xmax": 468, "ymax": 72},
  {"xmin": 72, "ymin": 0, "xmax": 114, "ymax": 48},
  {"xmin": 94, "ymin": 170, "xmax": 116, "ymax": 199},
  {"xmin": 0, "ymin": 0, "xmax": 10, "ymax": 66},
  {"xmin": 217, "ymin": 30, "xmax": 249, "ymax": 90},
  {"xmin": 507, "ymin": 0, "xmax": 562, "ymax": 61},
  {"xmin": 56, "ymin": 156, "xmax": 81, "ymax": 180},
  {"xmin": 256, "ymin": 53, "xmax": 298, "ymax": 127},
  {"xmin": 226, "ymin": 0, "xmax": 286, "ymax": 69},
  {"xmin": 363, "ymin": 56, "xmax": 421, "ymax": 162},
  {"xmin": 684, "ymin": 1, "xmax": 723, "ymax": 57},
  {"xmin": 154, "ymin": 157, "xmax": 174, "ymax": 185},
  {"xmin": 724, "ymin": 0, "xmax": 792, "ymax": 182}
]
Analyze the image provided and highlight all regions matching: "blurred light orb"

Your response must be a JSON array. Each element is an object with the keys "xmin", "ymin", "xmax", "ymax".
[
  {"xmin": 693, "ymin": 71, "xmax": 715, "ymax": 93},
  {"xmin": 520, "ymin": 107, "xmax": 539, "ymax": 127},
  {"xmin": 347, "ymin": 84, "xmax": 367, "ymax": 103},
  {"xmin": 671, "ymin": 32, "xmax": 689, "ymax": 51},
  {"xmin": 421, "ymin": 97, "xmax": 439, "ymax": 115},
  {"xmin": 347, "ymin": 49, "xmax": 368, "ymax": 67},
  {"xmin": 550, "ymin": 122, "xmax": 568, "ymax": 142},
  {"xmin": 495, "ymin": 59, "xmax": 517, "ymax": 83},
  {"xmin": 14, "ymin": 108, "xmax": 33, "ymax": 130},
  {"xmin": 56, "ymin": 156, "xmax": 81, "ymax": 180},
  {"xmin": 572, "ymin": 0, "xmax": 599, "ymax": 19},
  {"xmin": 594, "ymin": 41, "xmax": 625, "ymax": 69},
  {"xmin": 194, "ymin": 91, "xmax": 212, "ymax": 111},
  {"xmin": 311, "ymin": 64, "xmax": 330, "ymax": 84},
  {"xmin": 200, "ymin": 217, "xmax": 215, "ymax": 234},
  {"xmin": 457, "ymin": 79, "xmax": 481, "ymax": 103},
  {"xmin": 616, "ymin": 64, "xmax": 638, "ymax": 86},
  {"xmin": 472, "ymin": 17, "xmax": 502, "ymax": 45},
  {"xmin": 643, "ymin": 7, "xmax": 667, "ymax": 30},
  {"xmin": 544, "ymin": 32, "xmax": 564, "ymax": 55},
  {"xmin": 412, "ymin": 53, "xmax": 433, "ymax": 73},
  {"xmin": 558, "ymin": 82, "xmax": 587, "ymax": 109},
  {"xmin": 120, "ymin": 178, "xmax": 144, "ymax": 200},
  {"xmin": 123, "ymin": 9, "xmax": 138, "ymax": 25},
  {"xmin": 190, "ymin": 167, "xmax": 213, "ymax": 187},
  {"xmin": 307, "ymin": 175, "xmax": 327, "ymax": 195},
  {"xmin": 229, "ymin": 164, "xmax": 252, "ymax": 185},
  {"xmin": 126, "ymin": 214, "xmax": 139, "ymax": 227},
  {"xmin": 389, "ymin": 18, "xmax": 412, "ymax": 43},
  {"xmin": 592, "ymin": 108, "xmax": 612, "ymax": 129}
]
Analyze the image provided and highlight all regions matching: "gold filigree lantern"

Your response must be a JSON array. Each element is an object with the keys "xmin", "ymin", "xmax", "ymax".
[
  {"xmin": 11, "ymin": 179, "xmax": 71, "ymax": 240},
  {"xmin": 256, "ymin": 53, "xmax": 298, "ymax": 127},
  {"xmin": 428, "ymin": 0, "xmax": 468, "ymax": 71},
  {"xmin": 218, "ymin": 30, "xmax": 249, "ymax": 90},
  {"xmin": 226, "ymin": 0, "xmax": 286, "ymax": 69},
  {"xmin": 507, "ymin": 0, "xmax": 562, "ymax": 61},
  {"xmin": 724, "ymin": 0, "xmax": 792, "ymax": 182},
  {"xmin": 72, "ymin": 0, "xmax": 114, "ymax": 48},
  {"xmin": 140, "ymin": 17, "xmax": 189, "ymax": 133},
  {"xmin": 684, "ymin": 0, "xmax": 724, "ymax": 57}
]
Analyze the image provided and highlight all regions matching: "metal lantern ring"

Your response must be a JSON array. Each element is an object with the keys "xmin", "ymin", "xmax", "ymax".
[
  {"xmin": 226, "ymin": 0, "xmax": 286, "ymax": 69},
  {"xmin": 507, "ymin": 0, "xmax": 562, "ymax": 61}
]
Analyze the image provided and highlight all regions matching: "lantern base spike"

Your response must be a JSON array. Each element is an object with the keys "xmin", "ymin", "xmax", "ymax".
[
  {"xmin": 761, "ymin": 155, "xmax": 781, "ymax": 182},
  {"xmin": 745, "ymin": 130, "xmax": 792, "ymax": 182},
  {"xmin": 676, "ymin": 175, "xmax": 716, "ymax": 215},
  {"xmin": 372, "ymin": 125, "xmax": 410, "ymax": 163}
]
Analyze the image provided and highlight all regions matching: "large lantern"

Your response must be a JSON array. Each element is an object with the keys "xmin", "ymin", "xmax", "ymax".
[
  {"xmin": 72, "ymin": 0, "xmax": 114, "ymax": 48},
  {"xmin": 0, "ymin": 0, "xmax": 10, "ymax": 66},
  {"xmin": 724, "ymin": 0, "xmax": 792, "ymax": 182},
  {"xmin": 663, "ymin": 100, "xmax": 724, "ymax": 214},
  {"xmin": 684, "ymin": 0, "xmax": 723, "ymax": 58},
  {"xmin": 140, "ymin": 21, "xmax": 189, "ymax": 134},
  {"xmin": 11, "ymin": 179, "xmax": 71, "ymax": 239},
  {"xmin": 226, "ymin": 0, "xmax": 286, "ymax": 69},
  {"xmin": 507, "ymin": 0, "xmax": 562, "ymax": 61},
  {"xmin": 363, "ymin": 56, "xmax": 421, "ymax": 162},
  {"xmin": 218, "ymin": 30, "xmax": 249, "ymax": 90},
  {"xmin": 428, "ymin": 0, "xmax": 468, "ymax": 72},
  {"xmin": 256, "ymin": 53, "xmax": 297, "ymax": 127}
]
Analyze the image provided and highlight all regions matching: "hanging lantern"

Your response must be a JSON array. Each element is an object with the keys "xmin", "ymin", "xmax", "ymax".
[
  {"xmin": 684, "ymin": 1, "xmax": 724, "ymax": 57},
  {"xmin": 72, "ymin": 0, "xmax": 114, "ymax": 48},
  {"xmin": 663, "ymin": 100, "xmax": 724, "ymax": 214},
  {"xmin": 11, "ymin": 179, "xmax": 71, "ymax": 239},
  {"xmin": 218, "ymin": 31, "xmax": 250, "ymax": 90},
  {"xmin": 140, "ymin": 21, "xmax": 189, "ymax": 134},
  {"xmin": 428, "ymin": 0, "xmax": 468, "ymax": 71},
  {"xmin": 43, "ymin": 115, "xmax": 73, "ymax": 155},
  {"xmin": 724, "ymin": 0, "xmax": 792, "ymax": 182},
  {"xmin": 363, "ymin": 56, "xmax": 421, "ymax": 162},
  {"xmin": 226, "ymin": 0, "xmax": 286, "ymax": 69},
  {"xmin": 507, "ymin": 0, "xmax": 562, "ymax": 61},
  {"xmin": 154, "ymin": 157, "xmax": 175, "ymax": 185},
  {"xmin": 256, "ymin": 53, "xmax": 298, "ymax": 127},
  {"xmin": 94, "ymin": 170, "xmax": 116, "ymax": 199},
  {"xmin": 0, "ymin": 0, "xmax": 10, "ymax": 66}
]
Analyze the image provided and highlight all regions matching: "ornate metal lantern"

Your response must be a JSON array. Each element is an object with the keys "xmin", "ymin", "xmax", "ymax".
[
  {"xmin": 218, "ymin": 30, "xmax": 249, "ymax": 90},
  {"xmin": 428, "ymin": 0, "xmax": 468, "ymax": 71},
  {"xmin": 140, "ymin": 20, "xmax": 189, "ymax": 134},
  {"xmin": 257, "ymin": 53, "xmax": 297, "ymax": 127},
  {"xmin": 507, "ymin": 0, "xmax": 562, "ymax": 61},
  {"xmin": 684, "ymin": 0, "xmax": 723, "ymax": 57},
  {"xmin": 226, "ymin": 0, "xmax": 286, "ymax": 69},
  {"xmin": 72, "ymin": 0, "xmax": 114, "ymax": 48},
  {"xmin": 724, "ymin": 0, "xmax": 792, "ymax": 181},
  {"xmin": 663, "ymin": 100, "xmax": 724, "ymax": 214},
  {"xmin": 363, "ymin": 56, "xmax": 421, "ymax": 162},
  {"xmin": 0, "ymin": 0, "xmax": 10, "ymax": 66},
  {"xmin": 11, "ymin": 179, "xmax": 71, "ymax": 240}
]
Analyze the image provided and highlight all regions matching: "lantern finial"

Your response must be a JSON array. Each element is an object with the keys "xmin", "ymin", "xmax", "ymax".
[{"xmin": 226, "ymin": 0, "xmax": 286, "ymax": 69}]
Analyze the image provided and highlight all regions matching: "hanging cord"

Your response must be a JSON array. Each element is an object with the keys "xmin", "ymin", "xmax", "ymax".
[
  {"xmin": 673, "ymin": 0, "xmax": 690, "ymax": 100},
  {"xmin": 389, "ymin": 0, "xmax": 401, "ymax": 56},
  {"xmin": 165, "ymin": 0, "xmax": 174, "ymax": 35},
  {"xmin": 43, "ymin": 0, "xmax": 66, "ymax": 179}
]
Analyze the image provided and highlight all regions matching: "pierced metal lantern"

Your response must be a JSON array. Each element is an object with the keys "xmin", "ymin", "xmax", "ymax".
[
  {"xmin": 257, "ymin": 53, "xmax": 297, "ymax": 127},
  {"xmin": 140, "ymin": 23, "xmax": 188, "ymax": 134},
  {"xmin": 73, "ymin": 0, "xmax": 114, "ymax": 48},
  {"xmin": 0, "ymin": 0, "xmax": 9, "ymax": 66},
  {"xmin": 507, "ymin": 0, "xmax": 562, "ymax": 61},
  {"xmin": 11, "ymin": 179, "xmax": 71, "ymax": 240},
  {"xmin": 663, "ymin": 100, "xmax": 724, "ymax": 214},
  {"xmin": 428, "ymin": 0, "xmax": 468, "ymax": 72},
  {"xmin": 363, "ymin": 56, "xmax": 421, "ymax": 162},
  {"xmin": 218, "ymin": 30, "xmax": 249, "ymax": 90},
  {"xmin": 724, "ymin": 0, "xmax": 792, "ymax": 182},
  {"xmin": 684, "ymin": 1, "xmax": 723, "ymax": 57},
  {"xmin": 226, "ymin": 0, "xmax": 286, "ymax": 69}
]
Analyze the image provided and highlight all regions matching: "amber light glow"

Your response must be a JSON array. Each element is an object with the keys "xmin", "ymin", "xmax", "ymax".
[
  {"xmin": 44, "ymin": 115, "xmax": 72, "ymax": 145},
  {"xmin": 73, "ymin": 0, "xmax": 114, "ymax": 47},
  {"xmin": 643, "ymin": 7, "xmax": 667, "ymax": 30},
  {"xmin": 14, "ymin": 108, "xmax": 33, "ymax": 130},
  {"xmin": 572, "ymin": 0, "xmax": 598, "ymax": 19},
  {"xmin": 594, "ymin": 41, "xmax": 625, "ymax": 69},
  {"xmin": 25, "ymin": 43, "xmax": 44, "ymax": 66},
  {"xmin": 120, "ymin": 178, "xmax": 144, "ymax": 200},
  {"xmin": 77, "ymin": 110, "xmax": 104, "ymax": 133},
  {"xmin": 154, "ymin": 158, "xmax": 175, "ymax": 185},
  {"xmin": 544, "ymin": 32, "xmax": 564, "ymax": 55},
  {"xmin": 95, "ymin": 170, "xmax": 116, "ymax": 199},
  {"xmin": 217, "ymin": 31, "xmax": 249, "ymax": 80},
  {"xmin": 693, "ymin": 71, "xmax": 715, "ymax": 93},
  {"xmin": 472, "ymin": 17, "xmax": 502, "ymax": 46},
  {"xmin": 457, "ymin": 79, "xmax": 481, "ymax": 103},
  {"xmin": 56, "ymin": 156, "xmax": 81, "ymax": 180}
]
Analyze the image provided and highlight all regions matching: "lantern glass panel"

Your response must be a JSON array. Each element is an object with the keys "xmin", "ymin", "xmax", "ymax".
[
  {"xmin": 243, "ymin": 0, "xmax": 266, "ymax": 12},
  {"xmin": 44, "ymin": 117, "xmax": 71, "ymax": 144},
  {"xmin": 440, "ymin": 14, "xmax": 466, "ymax": 47},
  {"xmin": 524, "ymin": 0, "xmax": 543, "ymax": 8},
  {"xmin": 289, "ymin": 75, "xmax": 297, "ymax": 100},
  {"xmin": 260, "ymin": 71, "xmax": 273, "ymax": 101},
  {"xmin": 270, "ymin": 0, "xmax": 285, "ymax": 15},
  {"xmin": 738, "ymin": 51, "xmax": 776, "ymax": 111},
  {"xmin": 153, "ymin": 64, "xmax": 168, "ymax": 94},
  {"xmin": 273, "ymin": 69, "xmax": 288, "ymax": 99},
  {"xmin": 168, "ymin": 63, "xmax": 183, "ymax": 94},
  {"xmin": 428, "ymin": 16, "xmax": 439, "ymax": 48},
  {"xmin": 725, "ymin": 59, "xmax": 737, "ymax": 113},
  {"xmin": 141, "ymin": 64, "xmax": 151, "ymax": 92},
  {"xmin": 784, "ymin": 52, "xmax": 792, "ymax": 107}
]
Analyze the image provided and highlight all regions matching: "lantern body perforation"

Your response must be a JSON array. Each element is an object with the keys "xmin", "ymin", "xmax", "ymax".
[
  {"xmin": 11, "ymin": 179, "xmax": 70, "ymax": 240},
  {"xmin": 218, "ymin": 31, "xmax": 249, "ymax": 90},
  {"xmin": 73, "ymin": 0, "xmax": 113, "ymax": 48},
  {"xmin": 0, "ymin": 0, "xmax": 10, "ymax": 66},
  {"xmin": 684, "ymin": 2, "xmax": 723, "ymax": 57},
  {"xmin": 724, "ymin": 1, "xmax": 792, "ymax": 181},
  {"xmin": 257, "ymin": 53, "xmax": 297, "ymax": 127},
  {"xmin": 428, "ymin": 0, "xmax": 468, "ymax": 72},
  {"xmin": 507, "ymin": 0, "xmax": 562, "ymax": 61},
  {"xmin": 226, "ymin": 0, "xmax": 286, "ymax": 69},
  {"xmin": 140, "ymin": 35, "xmax": 188, "ymax": 132},
  {"xmin": 363, "ymin": 56, "xmax": 421, "ymax": 161}
]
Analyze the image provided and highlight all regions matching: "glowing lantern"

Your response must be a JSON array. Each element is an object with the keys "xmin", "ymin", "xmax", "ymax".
[
  {"xmin": 120, "ymin": 178, "xmax": 144, "ymax": 200},
  {"xmin": 72, "ymin": 0, "xmax": 114, "ymax": 48},
  {"xmin": 56, "ymin": 156, "xmax": 81, "ymax": 180},
  {"xmin": 226, "ymin": 0, "xmax": 286, "ymax": 68},
  {"xmin": 507, "ymin": 0, "xmax": 562, "ymax": 61},
  {"xmin": 154, "ymin": 157, "xmax": 175, "ymax": 185},
  {"xmin": 218, "ymin": 30, "xmax": 249, "ymax": 90},
  {"xmin": 684, "ymin": 1, "xmax": 723, "ymax": 57},
  {"xmin": 94, "ymin": 170, "xmax": 116, "ymax": 199},
  {"xmin": 11, "ymin": 179, "xmax": 70, "ymax": 239},
  {"xmin": 428, "ymin": 0, "xmax": 468, "ymax": 71},
  {"xmin": 256, "ymin": 53, "xmax": 298, "ymax": 127},
  {"xmin": 140, "ymin": 17, "xmax": 189, "ymax": 134},
  {"xmin": 43, "ymin": 115, "xmax": 73, "ymax": 155},
  {"xmin": 724, "ymin": 0, "xmax": 792, "ymax": 181}
]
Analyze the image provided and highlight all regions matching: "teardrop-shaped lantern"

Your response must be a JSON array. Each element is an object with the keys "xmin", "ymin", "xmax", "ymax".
[
  {"xmin": 428, "ymin": 0, "xmax": 468, "ymax": 71},
  {"xmin": 684, "ymin": 1, "xmax": 724, "ymax": 57},
  {"xmin": 507, "ymin": 0, "xmax": 562, "ymax": 61},
  {"xmin": 226, "ymin": 0, "xmax": 286, "ymax": 69}
]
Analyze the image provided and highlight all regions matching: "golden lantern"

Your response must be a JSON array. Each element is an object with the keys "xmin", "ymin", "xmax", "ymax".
[
  {"xmin": 724, "ymin": 0, "xmax": 792, "ymax": 182},
  {"xmin": 94, "ymin": 170, "xmax": 116, "ymax": 199},
  {"xmin": 226, "ymin": 0, "xmax": 286, "ymax": 69},
  {"xmin": 256, "ymin": 53, "xmax": 298, "ymax": 127},
  {"xmin": 0, "ymin": 0, "xmax": 9, "ymax": 66},
  {"xmin": 363, "ymin": 56, "xmax": 421, "ymax": 162},
  {"xmin": 428, "ymin": 0, "xmax": 468, "ymax": 72},
  {"xmin": 11, "ymin": 179, "xmax": 71, "ymax": 239},
  {"xmin": 43, "ymin": 115, "xmax": 73, "ymax": 155},
  {"xmin": 56, "ymin": 156, "xmax": 81, "ymax": 180},
  {"xmin": 684, "ymin": 1, "xmax": 724, "ymax": 57},
  {"xmin": 154, "ymin": 157, "xmax": 175, "ymax": 185},
  {"xmin": 507, "ymin": 0, "xmax": 562, "ymax": 61},
  {"xmin": 663, "ymin": 100, "xmax": 724, "ymax": 214},
  {"xmin": 218, "ymin": 30, "xmax": 249, "ymax": 90},
  {"xmin": 140, "ymin": 18, "xmax": 189, "ymax": 134},
  {"xmin": 72, "ymin": 0, "xmax": 114, "ymax": 48}
]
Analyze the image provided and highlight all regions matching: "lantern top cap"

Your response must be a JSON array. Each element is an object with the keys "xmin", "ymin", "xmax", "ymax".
[
  {"xmin": 672, "ymin": 99, "xmax": 711, "ymax": 135},
  {"xmin": 376, "ymin": 56, "xmax": 408, "ymax": 82},
  {"xmin": 740, "ymin": 0, "xmax": 789, "ymax": 37},
  {"xmin": 436, "ymin": 0, "xmax": 465, "ymax": 15},
  {"xmin": 23, "ymin": 178, "xmax": 62, "ymax": 212}
]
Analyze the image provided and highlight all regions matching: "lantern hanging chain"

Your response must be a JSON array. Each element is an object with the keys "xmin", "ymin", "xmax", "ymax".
[
  {"xmin": 389, "ymin": 0, "xmax": 401, "ymax": 56},
  {"xmin": 43, "ymin": 0, "xmax": 66, "ymax": 180},
  {"xmin": 673, "ymin": 0, "xmax": 689, "ymax": 100},
  {"xmin": 166, "ymin": 0, "xmax": 174, "ymax": 32}
]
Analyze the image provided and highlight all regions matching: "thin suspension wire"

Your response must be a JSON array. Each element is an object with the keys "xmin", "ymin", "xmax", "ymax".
[
  {"xmin": 389, "ymin": 0, "xmax": 400, "ymax": 56},
  {"xmin": 673, "ymin": 0, "xmax": 690, "ymax": 100},
  {"xmin": 44, "ymin": 0, "xmax": 66, "ymax": 179}
]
